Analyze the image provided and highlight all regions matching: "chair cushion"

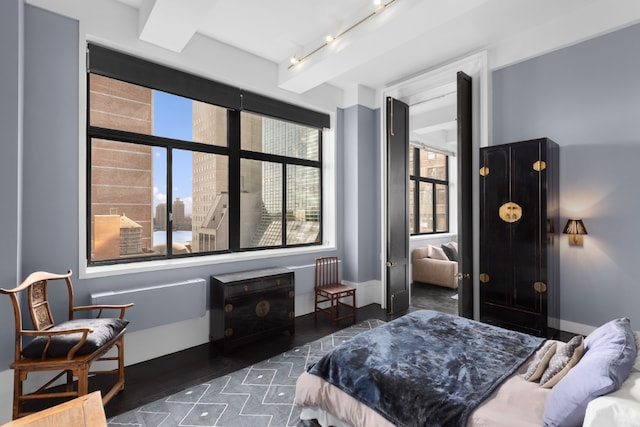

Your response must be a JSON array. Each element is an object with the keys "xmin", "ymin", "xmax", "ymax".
[{"xmin": 22, "ymin": 318, "xmax": 129, "ymax": 359}]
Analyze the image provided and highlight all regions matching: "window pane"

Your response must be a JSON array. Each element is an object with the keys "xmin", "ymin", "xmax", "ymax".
[
  {"xmin": 90, "ymin": 73, "xmax": 227, "ymax": 147},
  {"xmin": 419, "ymin": 182, "xmax": 433, "ymax": 233},
  {"xmin": 240, "ymin": 159, "xmax": 282, "ymax": 248},
  {"xmin": 90, "ymin": 139, "xmax": 156, "ymax": 261},
  {"xmin": 409, "ymin": 180, "xmax": 415, "ymax": 234},
  {"xmin": 435, "ymin": 183, "xmax": 448, "ymax": 232},
  {"xmin": 408, "ymin": 147, "xmax": 415, "ymax": 177},
  {"xmin": 174, "ymin": 150, "xmax": 230, "ymax": 254},
  {"xmin": 420, "ymin": 151, "xmax": 447, "ymax": 180},
  {"xmin": 240, "ymin": 112, "xmax": 319, "ymax": 161},
  {"xmin": 286, "ymin": 165, "xmax": 320, "ymax": 245}
]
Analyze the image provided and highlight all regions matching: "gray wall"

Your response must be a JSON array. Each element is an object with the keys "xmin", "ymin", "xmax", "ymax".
[
  {"xmin": 0, "ymin": 0, "xmax": 23, "ymax": 362},
  {"xmin": 493, "ymin": 23, "xmax": 640, "ymax": 329},
  {"xmin": 341, "ymin": 105, "xmax": 382, "ymax": 283}
]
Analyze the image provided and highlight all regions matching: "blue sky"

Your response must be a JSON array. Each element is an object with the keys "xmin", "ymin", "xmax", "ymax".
[{"xmin": 153, "ymin": 91, "xmax": 193, "ymax": 214}]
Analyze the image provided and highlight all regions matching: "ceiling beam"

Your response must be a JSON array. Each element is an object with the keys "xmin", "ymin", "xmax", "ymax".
[{"xmin": 139, "ymin": 0, "xmax": 216, "ymax": 53}]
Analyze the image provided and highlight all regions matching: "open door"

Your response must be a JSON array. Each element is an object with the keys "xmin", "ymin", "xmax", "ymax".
[
  {"xmin": 457, "ymin": 71, "xmax": 473, "ymax": 318},
  {"xmin": 385, "ymin": 96, "xmax": 410, "ymax": 314}
]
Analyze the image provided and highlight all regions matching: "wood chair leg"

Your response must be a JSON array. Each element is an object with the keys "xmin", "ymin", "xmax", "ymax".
[
  {"xmin": 117, "ymin": 339, "xmax": 125, "ymax": 390},
  {"xmin": 76, "ymin": 367, "xmax": 89, "ymax": 397},
  {"xmin": 13, "ymin": 370, "xmax": 22, "ymax": 420}
]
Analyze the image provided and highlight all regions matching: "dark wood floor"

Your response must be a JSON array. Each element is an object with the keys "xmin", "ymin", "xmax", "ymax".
[{"xmin": 103, "ymin": 302, "xmax": 406, "ymax": 418}]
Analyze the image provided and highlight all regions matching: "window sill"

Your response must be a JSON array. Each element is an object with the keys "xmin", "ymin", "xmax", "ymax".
[{"xmin": 80, "ymin": 244, "xmax": 335, "ymax": 279}]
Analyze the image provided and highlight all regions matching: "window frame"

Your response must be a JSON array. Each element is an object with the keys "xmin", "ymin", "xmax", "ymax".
[
  {"xmin": 86, "ymin": 44, "xmax": 328, "ymax": 267},
  {"xmin": 409, "ymin": 146, "xmax": 450, "ymax": 235}
]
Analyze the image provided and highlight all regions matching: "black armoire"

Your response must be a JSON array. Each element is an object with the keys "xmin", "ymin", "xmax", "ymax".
[{"xmin": 479, "ymin": 138, "xmax": 559, "ymax": 338}]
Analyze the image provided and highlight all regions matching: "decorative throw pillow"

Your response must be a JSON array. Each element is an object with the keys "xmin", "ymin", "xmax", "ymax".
[
  {"xmin": 428, "ymin": 245, "xmax": 449, "ymax": 261},
  {"xmin": 540, "ymin": 335, "xmax": 584, "ymax": 388},
  {"xmin": 543, "ymin": 318, "xmax": 637, "ymax": 427},
  {"xmin": 441, "ymin": 243, "xmax": 458, "ymax": 262},
  {"xmin": 525, "ymin": 341, "xmax": 557, "ymax": 382}
]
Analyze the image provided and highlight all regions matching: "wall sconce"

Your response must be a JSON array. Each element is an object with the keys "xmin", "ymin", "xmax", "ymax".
[{"xmin": 563, "ymin": 219, "xmax": 588, "ymax": 246}]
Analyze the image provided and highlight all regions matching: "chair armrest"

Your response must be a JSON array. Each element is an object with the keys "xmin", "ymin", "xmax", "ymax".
[
  {"xmin": 73, "ymin": 303, "xmax": 134, "ymax": 319},
  {"xmin": 21, "ymin": 328, "xmax": 93, "ymax": 360},
  {"xmin": 412, "ymin": 247, "xmax": 430, "ymax": 263}
]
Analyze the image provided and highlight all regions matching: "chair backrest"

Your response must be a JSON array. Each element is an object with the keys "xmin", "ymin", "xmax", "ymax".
[
  {"xmin": 0, "ymin": 270, "xmax": 74, "ymax": 361},
  {"xmin": 315, "ymin": 256, "xmax": 340, "ymax": 289}
]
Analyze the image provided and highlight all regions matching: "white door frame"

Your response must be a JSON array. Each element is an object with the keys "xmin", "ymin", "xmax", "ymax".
[{"xmin": 379, "ymin": 51, "xmax": 490, "ymax": 316}]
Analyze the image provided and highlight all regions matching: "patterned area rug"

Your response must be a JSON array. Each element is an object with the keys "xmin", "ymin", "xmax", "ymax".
[{"xmin": 107, "ymin": 319, "xmax": 385, "ymax": 427}]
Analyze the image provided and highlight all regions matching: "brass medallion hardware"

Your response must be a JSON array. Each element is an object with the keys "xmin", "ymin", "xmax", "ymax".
[
  {"xmin": 479, "ymin": 273, "xmax": 490, "ymax": 283},
  {"xmin": 499, "ymin": 202, "xmax": 522, "ymax": 223},
  {"xmin": 243, "ymin": 284, "xmax": 249, "ymax": 292},
  {"xmin": 276, "ymin": 279, "xmax": 281, "ymax": 285},
  {"xmin": 255, "ymin": 300, "xmax": 270, "ymax": 317},
  {"xmin": 479, "ymin": 166, "xmax": 490, "ymax": 176},
  {"xmin": 533, "ymin": 160, "xmax": 546, "ymax": 171},
  {"xmin": 224, "ymin": 328, "xmax": 233, "ymax": 337},
  {"xmin": 534, "ymin": 281, "xmax": 547, "ymax": 293},
  {"xmin": 224, "ymin": 303, "xmax": 233, "ymax": 313}
]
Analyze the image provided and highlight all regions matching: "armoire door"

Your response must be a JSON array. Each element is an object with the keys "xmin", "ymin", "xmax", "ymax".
[{"xmin": 480, "ymin": 139, "xmax": 551, "ymax": 336}]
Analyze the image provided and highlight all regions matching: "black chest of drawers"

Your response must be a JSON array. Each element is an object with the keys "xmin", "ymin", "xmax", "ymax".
[{"xmin": 210, "ymin": 267, "xmax": 295, "ymax": 354}]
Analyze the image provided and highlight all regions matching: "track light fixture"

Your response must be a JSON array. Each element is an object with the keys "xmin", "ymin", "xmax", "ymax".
[{"xmin": 288, "ymin": 0, "xmax": 398, "ymax": 69}]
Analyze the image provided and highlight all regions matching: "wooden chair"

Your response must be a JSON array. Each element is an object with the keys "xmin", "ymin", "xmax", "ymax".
[
  {"xmin": 0, "ymin": 270, "xmax": 134, "ymax": 420},
  {"xmin": 314, "ymin": 257, "xmax": 356, "ymax": 325},
  {"xmin": 0, "ymin": 391, "xmax": 106, "ymax": 427}
]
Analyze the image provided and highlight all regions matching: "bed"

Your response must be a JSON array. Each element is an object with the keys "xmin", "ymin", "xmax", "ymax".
[{"xmin": 295, "ymin": 310, "xmax": 638, "ymax": 427}]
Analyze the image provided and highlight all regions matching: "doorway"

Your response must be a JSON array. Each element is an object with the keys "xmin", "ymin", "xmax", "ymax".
[{"xmin": 381, "ymin": 52, "xmax": 488, "ymax": 319}]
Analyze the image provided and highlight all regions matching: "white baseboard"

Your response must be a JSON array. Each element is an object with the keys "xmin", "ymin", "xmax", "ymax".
[
  {"xmin": 559, "ymin": 319, "xmax": 597, "ymax": 336},
  {"xmin": 125, "ymin": 313, "xmax": 211, "ymax": 366}
]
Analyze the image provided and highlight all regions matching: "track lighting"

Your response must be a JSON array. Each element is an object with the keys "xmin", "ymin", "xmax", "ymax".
[{"xmin": 288, "ymin": 0, "xmax": 397, "ymax": 69}]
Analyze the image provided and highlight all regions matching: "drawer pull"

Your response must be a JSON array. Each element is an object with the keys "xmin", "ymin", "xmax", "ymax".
[
  {"xmin": 255, "ymin": 300, "xmax": 270, "ymax": 317},
  {"xmin": 225, "ymin": 328, "xmax": 233, "ymax": 337},
  {"xmin": 224, "ymin": 303, "xmax": 233, "ymax": 313},
  {"xmin": 243, "ymin": 285, "xmax": 249, "ymax": 292}
]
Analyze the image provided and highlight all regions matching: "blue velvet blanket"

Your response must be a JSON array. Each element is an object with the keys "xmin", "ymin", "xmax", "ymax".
[{"xmin": 307, "ymin": 310, "xmax": 544, "ymax": 427}]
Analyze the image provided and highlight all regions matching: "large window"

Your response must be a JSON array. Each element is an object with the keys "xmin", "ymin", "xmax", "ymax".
[
  {"xmin": 409, "ymin": 147, "xmax": 449, "ymax": 234},
  {"xmin": 87, "ymin": 45, "xmax": 328, "ymax": 265}
]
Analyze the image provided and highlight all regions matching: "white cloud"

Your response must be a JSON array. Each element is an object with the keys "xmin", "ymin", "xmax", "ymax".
[{"xmin": 153, "ymin": 187, "xmax": 166, "ymax": 203}]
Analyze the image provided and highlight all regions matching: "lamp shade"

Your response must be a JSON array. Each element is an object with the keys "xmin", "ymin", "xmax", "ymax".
[{"xmin": 563, "ymin": 219, "xmax": 588, "ymax": 235}]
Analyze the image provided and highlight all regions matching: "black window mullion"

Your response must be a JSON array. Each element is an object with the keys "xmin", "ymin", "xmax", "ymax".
[
  {"xmin": 166, "ymin": 149, "xmax": 173, "ymax": 257},
  {"xmin": 228, "ymin": 110, "xmax": 241, "ymax": 251},
  {"xmin": 282, "ymin": 163, "xmax": 287, "ymax": 246}
]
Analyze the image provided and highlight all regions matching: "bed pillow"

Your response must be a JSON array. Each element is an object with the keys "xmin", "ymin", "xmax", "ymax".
[
  {"xmin": 428, "ymin": 245, "xmax": 449, "ymax": 261},
  {"xmin": 542, "ymin": 318, "xmax": 637, "ymax": 427},
  {"xmin": 441, "ymin": 243, "xmax": 458, "ymax": 262},
  {"xmin": 540, "ymin": 335, "xmax": 584, "ymax": 388},
  {"xmin": 525, "ymin": 341, "xmax": 557, "ymax": 382}
]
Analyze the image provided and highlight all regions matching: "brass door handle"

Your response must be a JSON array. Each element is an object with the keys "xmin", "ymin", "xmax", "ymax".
[{"xmin": 456, "ymin": 273, "xmax": 470, "ymax": 279}]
